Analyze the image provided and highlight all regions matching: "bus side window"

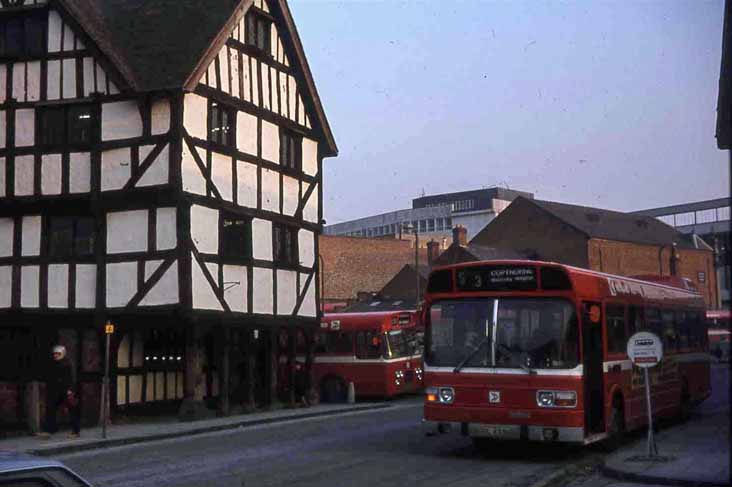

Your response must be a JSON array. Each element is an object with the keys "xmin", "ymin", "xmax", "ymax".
[
  {"xmin": 661, "ymin": 309, "xmax": 678, "ymax": 352},
  {"xmin": 645, "ymin": 307, "xmax": 662, "ymax": 337},
  {"xmin": 328, "ymin": 331, "xmax": 354, "ymax": 354},
  {"xmin": 628, "ymin": 305, "xmax": 641, "ymax": 336},
  {"xmin": 314, "ymin": 332, "xmax": 328, "ymax": 353},
  {"xmin": 676, "ymin": 310, "xmax": 690, "ymax": 350},
  {"xmin": 355, "ymin": 331, "xmax": 381, "ymax": 359},
  {"xmin": 606, "ymin": 304, "xmax": 626, "ymax": 354},
  {"xmin": 689, "ymin": 312, "xmax": 703, "ymax": 350}
]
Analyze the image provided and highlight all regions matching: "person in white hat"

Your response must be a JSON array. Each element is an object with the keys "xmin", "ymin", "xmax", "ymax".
[{"xmin": 36, "ymin": 344, "xmax": 80, "ymax": 439}]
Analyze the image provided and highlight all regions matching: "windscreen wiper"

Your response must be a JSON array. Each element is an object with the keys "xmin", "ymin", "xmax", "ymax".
[
  {"xmin": 453, "ymin": 335, "xmax": 492, "ymax": 373},
  {"xmin": 497, "ymin": 343, "xmax": 537, "ymax": 375}
]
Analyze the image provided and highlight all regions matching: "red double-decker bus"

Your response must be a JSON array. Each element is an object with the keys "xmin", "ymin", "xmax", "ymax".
[
  {"xmin": 422, "ymin": 260, "xmax": 710, "ymax": 447},
  {"xmin": 314, "ymin": 311, "xmax": 423, "ymax": 402}
]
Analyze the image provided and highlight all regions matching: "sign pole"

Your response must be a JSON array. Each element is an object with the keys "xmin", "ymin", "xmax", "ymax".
[
  {"xmin": 102, "ymin": 322, "xmax": 114, "ymax": 439},
  {"xmin": 643, "ymin": 368, "xmax": 657, "ymax": 456}
]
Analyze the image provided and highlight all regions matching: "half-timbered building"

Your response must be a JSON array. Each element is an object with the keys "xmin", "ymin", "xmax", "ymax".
[{"xmin": 0, "ymin": 0, "xmax": 336, "ymax": 429}]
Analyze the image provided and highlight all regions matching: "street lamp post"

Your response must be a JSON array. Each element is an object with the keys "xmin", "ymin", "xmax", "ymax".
[{"xmin": 403, "ymin": 223, "xmax": 420, "ymax": 305}]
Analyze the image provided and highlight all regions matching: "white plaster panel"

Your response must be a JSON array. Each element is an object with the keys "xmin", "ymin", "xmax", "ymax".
[
  {"xmin": 250, "ymin": 58, "xmax": 259, "ymax": 106},
  {"xmin": 63, "ymin": 24, "xmax": 74, "ymax": 51},
  {"xmin": 223, "ymin": 265, "xmax": 247, "ymax": 312},
  {"xmin": 101, "ymin": 147, "xmax": 131, "ymax": 191},
  {"xmin": 14, "ymin": 155, "xmax": 34, "ymax": 196},
  {"xmin": 276, "ymin": 269, "xmax": 296, "ymax": 315},
  {"xmin": 27, "ymin": 61, "xmax": 40, "ymax": 101},
  {"xmin": 48, "ymin": 10, "xmax": 62, "ymax": 53},
  {"xmin": 140, "ymin": 261, "xmax": 178, "ymax": 306},
  {"xmin": 298, "ymin": 230, "xmax": 315, "ymax": 268},
  {"xmin": 144, "ymin": 260, "xmax": 162, "ymax": 280},
  {"xmin": 299, "ymin": 276, "xmax": 316, "ymax": 317},
  {"xmin": 0, "ymin": 65, "xmax": 5, "ymax": 104},
  {"xmin": 192, "ymin": 256, "xmax": 223, "ymax": 310},
  {"xmin": 62, "ymin": 58, "xmax": 76, "ymax": 99},
  {"xmin": 229, "ymin": 48, "xmax": 240, "ymax": 99},
  {"xmin": 219, "ymin": 48, "xmax": 230, "ymax": 94},
  {"xmin": 302, "ymin": 138, "xmax": 318, "ymax": 176},
  {"xmin": 106, "ymin": 262, "xmax": 137, "ymax": 308},
  {"xmin": 47, "ymin": 60, "xmax": 60, "ymax": 100},
  {"xmin": 211, "ymin": 151, "xmax": 232, "ymax": 202},
  {"xmin": 282, "ymin": 175, "xmax": 298, "ymax": 216},
  {"xmin": 261, "ymin": 168, "xmax": 279, "ymax": 213},
  {"xmin": 181, "ymin": 144, "xmax": 206, "ymax": 195},
  {"xmin": 41, "ymin": 153, "xmax": 62, "ymax": 195},
  {"xmin": 297, "ymin": 96, "xmax": 305, "ymax": 126},
  {"xmin": 241, "ymin": 54, "xmax": 251, "ymax": 102},
  {"xmin": 236, "ymin": 160, "xmax": 257, "ymax": 208},
  {"xmin": 109, "ymin": 81, "xmax": 120, "ymax": 95},
  {"xmin": 236, "ymin": 111, "xmax": 257, "ymax": 155},
  {"xmin": 270, "ymin": 68, "xmax": 278, "ymax": 114},
  {"xmin": 261, "ymin": 120, "xmax": 279, "ymax": 163},
  {"xmin": 156, "ymin": 207, "xmax": 177, "ymax": 251},
  {"xmin": 137, "ymin": 143, "xmax": 169, "ymax": 187},
  {"xmin": 270, "ymin": 24, "xmax": 278, "ymax": 59},
  {"xmin": 102, "ymin": 101, "xmax": 143, "ymax": 141},
  {"xmin": 183, "ymin": 93, "xmax": 207, "ymax": 140},
  {"xmin": 0, "ymin": 218, "xmax": 13, "ymax": 257},
  {"xmin": 261, "ymin": 62, "xmax": 270, "ymax": 110},
  {"xmin": 21, "ymin": 216, "xmax": 41, "ymax": 256},
  {"xmin": 190, "ymin": 205, "xmax": 218, "ymax": 254},
  {"xmin": 253, "ymin": 267, "xmax": 273, "ymax": 314},
  {"xmin": 95, "ymin": 62, "xmax": 107, "ymax": 93},
  {"xmin": 47, "ymin": 263, "xmax": 69, "ymax": 308},
  {"xmin": 0, "ymin": 266, "xmax": 10, "ymax": 308},
  {"xmin": 305, "ymin": 116, "xmax": 311, "ymax": 129},
  {"xmin": 12, "ymin": 62, "xmax": 24, "ymax": 101},
  {"xmin": 15, "ymin": 109, "xmax": 34, "ymax": 147},
  {"xmin": 303, "ymin": 183, "xmax": 319, "ymax": 223},
  {"xmin": 20, "ymin": 266, "xmax": 39, "ymax": 308},
  {"xmin": 288, "ymin": 75, "xmax": 297, "ymax": 121},
  {"xmin": 151, "ymin": 98, "xmax": 171, "ymax": 135},
  {"xmin": 0, "ymin": 112, "xmax": 4, "ymax": 149},
  {"xmin": 69, "ymin": 152, "xmax": 91, "ymax": 193},
  {"xmin": 75, "ymin": 264, "xmax": 96, "ymax": 308},
  {"xmin": 279, "ymin": 72, "xmax": 287, "ymax": 117},
  {"xmin": 251, "ymin": 218, "xmax": 272, "ymax": 261},
  {"xmin": 0, "ymin": 158, "xmax": 4, "ymax": 197},
  {"xmin": 82, "ymin": 57, "xmax": 95, "ymax": 96},
  {"xmin": 205, "ymin": 57, "xmax": 215, "ymax": 87},
  {"xmin": 106, "ymin": 210, "xmax": 148, "ymax": 254}
]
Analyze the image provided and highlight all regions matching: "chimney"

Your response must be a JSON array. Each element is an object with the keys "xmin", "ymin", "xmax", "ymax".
[
  {"xmin": 452, "ymin": 225, "xmax": 467, "ymax": 247},
  {"xmin": 427, "ymin": 240, "xmax": 441, "ymax": 267}
]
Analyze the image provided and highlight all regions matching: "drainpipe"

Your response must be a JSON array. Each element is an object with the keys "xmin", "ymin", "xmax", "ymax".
[{"xmin": 658, "ymin": 245, "xmax": 666, "ymax": 276}]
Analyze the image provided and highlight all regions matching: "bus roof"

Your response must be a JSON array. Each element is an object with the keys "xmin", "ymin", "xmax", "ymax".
[{"xmin": 427, "ymin": 259, "xmax": 705, "ymax": 306}]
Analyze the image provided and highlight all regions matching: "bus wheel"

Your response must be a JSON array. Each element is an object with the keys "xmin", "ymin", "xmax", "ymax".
[
  {"xmin": 322, "ymin": 377, "xmax": 347, "ymax": 403},
  {"xmin": 679, "ymin": 381, "xmax": 691, "ymax": 422},
  {"xmin": 603, "ymin": 402, "xmax": 625, "ymax": 452}
]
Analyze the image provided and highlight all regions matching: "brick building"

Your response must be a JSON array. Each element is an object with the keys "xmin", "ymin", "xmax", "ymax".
[
  {"xmin": 318, "ymin": 235, "xmax": 427, "ymax": 306},
  {"xmin": 471, "ymin": 197, "xmax": 719, "ymax": 307}
]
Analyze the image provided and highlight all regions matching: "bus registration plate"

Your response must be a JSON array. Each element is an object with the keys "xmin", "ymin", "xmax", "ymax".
[{"xmin": 468, "ymin": 424, "xmax": 518, "ymax": 439}]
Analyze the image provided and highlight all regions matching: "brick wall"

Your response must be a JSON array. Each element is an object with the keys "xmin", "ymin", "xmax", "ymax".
[
  {"xmin": 319, "ymin": 235, "xmax": 428, "ymax": 301},
  {"xmin": 588, "ymin": 238, "xmax": 718, "ymax": 307}
]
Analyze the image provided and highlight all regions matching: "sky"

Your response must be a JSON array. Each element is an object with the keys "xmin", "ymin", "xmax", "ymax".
[{"xmin": 289, "ymin": 0, "xmax": 729, "ymax": 225}]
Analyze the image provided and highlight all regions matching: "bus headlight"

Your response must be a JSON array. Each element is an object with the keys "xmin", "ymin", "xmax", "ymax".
[
  {"xmin": 536, "ymin": 390, "xmax": 576, "ymax": 408},
  {"xmin": 439, "ymin": 387, "xmax": 454, "ymax": 404}
]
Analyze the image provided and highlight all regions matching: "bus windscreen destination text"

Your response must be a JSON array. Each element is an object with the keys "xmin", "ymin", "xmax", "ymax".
[{"xmin": 456, "ymin": 266, "xmax": 537, "ymax": 292}]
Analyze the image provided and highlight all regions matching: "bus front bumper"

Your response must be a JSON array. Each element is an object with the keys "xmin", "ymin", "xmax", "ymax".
[{"xmin": 422, "ymin": 419, "xmax": 584, "ymax": 443}]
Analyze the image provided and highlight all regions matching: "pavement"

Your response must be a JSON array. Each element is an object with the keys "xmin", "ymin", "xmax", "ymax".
[
  {"xmin": 601, "ymin": 363, "xmax": 730, "ymax": 487},
  {"xmin": 0, "ymin": 400, "xmax": 393, "ymax": 457}
]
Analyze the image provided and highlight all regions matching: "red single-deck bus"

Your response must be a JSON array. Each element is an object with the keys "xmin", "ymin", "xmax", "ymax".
[
  {"xmin": 422, "ymin": 260, "xmax": 710, "ymax": 447},
  {"xmin": 313, "ymin": 311, "xmax": 423, "ymax": 401}
]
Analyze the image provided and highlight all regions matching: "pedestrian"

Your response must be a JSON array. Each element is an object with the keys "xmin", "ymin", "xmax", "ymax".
[
  {"xmin": 35, "ymin": 345, "xmax": 80, "ymax": 439},
  {"xmin": 294, "ymin": 362, "xmax": 310, "ymax": 407}
]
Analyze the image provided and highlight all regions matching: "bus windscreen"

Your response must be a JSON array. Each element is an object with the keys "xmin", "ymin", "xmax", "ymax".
[{"xmin": 426, "ymin": 298, "xmax": 579, "ymax": 370}]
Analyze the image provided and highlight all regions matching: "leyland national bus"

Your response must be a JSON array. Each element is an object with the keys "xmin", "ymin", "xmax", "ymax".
[
  {"xmin": 421, "ymin": 260, "xmax": 710, "ymax": 447},
  {"xmin": 314, "ymin": 311, "xmax": 423, "ymax": 401}
]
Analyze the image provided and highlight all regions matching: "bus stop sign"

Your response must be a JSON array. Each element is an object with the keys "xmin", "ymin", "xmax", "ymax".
[{"xmin": 627, "ymin": 332, "xmax": 663, "ymax": 368}]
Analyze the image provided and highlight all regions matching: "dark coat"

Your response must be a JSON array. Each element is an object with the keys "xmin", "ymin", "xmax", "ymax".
[{"xmin": 47, "ymin": 358, "xmax": 75, "ymax": 399}]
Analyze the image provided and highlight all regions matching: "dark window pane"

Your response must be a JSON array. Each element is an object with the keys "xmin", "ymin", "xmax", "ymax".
[
  {"xmin": 246, "ymin": 13, "xmax": 256, "ymax": 46},
  {"xmin": 24, "ymin": 13, "xmax": 46, "ymax": 56},
  {"xmin": 257, "ymin": 19, "xmax": 267, "ymax": 50},
  {"xmin": 48, "ymin": 217, "xmax": 74, "ymax": 258},
  {"xmin": 74, "ymin": 217, "xmax": 95, "ymax": 256},
  {"xmin": 273, "ymin": 224, "xmax": 282, "ymax": 262},
  {"xmin": 221, "ymin": 216, "xmax": 250, "ymax": 259},
  {"xmin": 41, "ymin": 108, "xmax": 66, "ymax": 146},
  {"xmin": 67, "ymin": 106, "xmax": 93, "ymax": 146},
  {"xmin": 5, "ymin": 17, "xmax": 22, "ymax": 56},
  {"xmin": 606, "ymin": 305, "xmax": 626, "ymax": 353}
]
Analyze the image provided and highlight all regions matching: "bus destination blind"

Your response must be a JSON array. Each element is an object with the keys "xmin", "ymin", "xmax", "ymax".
[{"xmin": 456, "ymin": 266, "xmax": 537, "ymax": 291}]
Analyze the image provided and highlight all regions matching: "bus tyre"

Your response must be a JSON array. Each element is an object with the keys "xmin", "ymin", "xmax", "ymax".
[
  {"xmin": 322, "ymin": 377, "xmax": 347, "ymax": 403},
  {"xmin": 679, "ymin": 381, "xmax": 691, "ymax": 422},
  {"xmin": 603, "ymin": 403, "xmax": 625, "ymax": 452}
]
